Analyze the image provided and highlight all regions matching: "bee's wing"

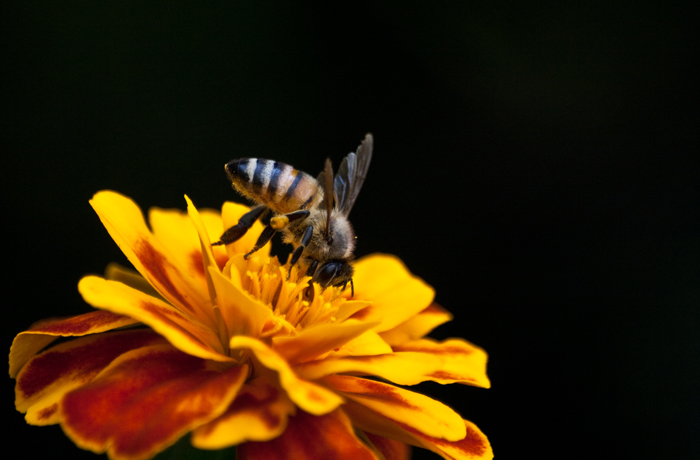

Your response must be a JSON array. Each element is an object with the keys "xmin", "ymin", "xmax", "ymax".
[
  {"xmin": 334, "ymin": 133, "xmax": 373, "ymax": 216},
  {"xmin": 315, "ymin": 159, "xmax": 336, "ymax": 237},
  {"xmin": 322, "ymin": 158, "xmax": 334, "ymax": 238}
]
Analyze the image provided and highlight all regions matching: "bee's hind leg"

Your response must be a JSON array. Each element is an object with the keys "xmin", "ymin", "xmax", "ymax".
[
  {"xmin": 244, "ymin": 224, "xmax": 276, "ymax": 259},
  {"xmin": 213, "ymin": 205, "xmax": 267, "ymax": 246},
  {"xmin": 287, "ymin": 225, "xmax": 314, "ymax": 280}
]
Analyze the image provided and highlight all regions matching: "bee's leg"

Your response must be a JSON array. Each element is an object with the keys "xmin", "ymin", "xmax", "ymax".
[
  {"xmin": 302, "ymin": 259, "xmax": 319, "ymax": 298},
  {"xmin": 270, "ymin": 210, "xmax": 310, "ymax": 230},
  {"xmin": 213, "ymin": 205, "xmax": 267, "ymax": 246},
  {"xmin": 305, "ymin": 259, "xmax": 319, "ymax": 278},
  {"xmin": 287, "ymin": 225, "xmax": 314, "ymax": 280},
  {"xmin": 346, "ymin": 279, "xmax": 354, "ymax": 298},
  {"xmin": 244, "ymin": 225, "xmax": 276, "ymax": 259}
]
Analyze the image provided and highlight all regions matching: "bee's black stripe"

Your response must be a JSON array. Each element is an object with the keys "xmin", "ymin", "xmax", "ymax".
[
  {"xmin": 251, "ymin": 160, "xmax": 267, "ymax": 195},
  {"xmin": 236, "ymin": 159, "xmax": 250, "ymax": 179},
  {"xmin": 285, "ymin": 171, "xmax": 302, "ymax": 201},
  {"xmin": 301, "ymin": 195, "xmax": 314, "ymax": 209},
  {"xmin": 267, "ymin": 162, "xmax": 282, "ymax": 201}
]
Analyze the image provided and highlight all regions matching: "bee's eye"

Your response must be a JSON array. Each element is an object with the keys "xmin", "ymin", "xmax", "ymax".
[{"xmin": 314, "ymin": 262, "xmax": 340, "ymax": 288}]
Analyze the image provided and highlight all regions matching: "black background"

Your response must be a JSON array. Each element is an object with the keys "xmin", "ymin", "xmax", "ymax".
[{"xmin": 3, "ymin": 2, "xmax": 698, "ymax": 459}]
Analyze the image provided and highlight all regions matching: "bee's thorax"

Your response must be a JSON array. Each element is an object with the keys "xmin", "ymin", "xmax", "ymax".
[{"xmin": 282, "ymin": 210, "xmax": 355, "ymax": 264}]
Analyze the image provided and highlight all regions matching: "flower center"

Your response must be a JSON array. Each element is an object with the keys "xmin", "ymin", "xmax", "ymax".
[{"xmin": 236, "ymin": 255, "xmax": 348, "ymax": 336}]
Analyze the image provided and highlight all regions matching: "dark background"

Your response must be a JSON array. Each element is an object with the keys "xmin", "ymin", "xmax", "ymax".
[{"xmin": 3, "ymin": 2, "xmax": 698, "ymax": 459}]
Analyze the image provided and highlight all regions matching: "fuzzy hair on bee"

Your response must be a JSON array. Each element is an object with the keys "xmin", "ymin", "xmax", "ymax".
[{"xmin": 213, "ymin": 134, "xmax": 373, "ymax": 296}]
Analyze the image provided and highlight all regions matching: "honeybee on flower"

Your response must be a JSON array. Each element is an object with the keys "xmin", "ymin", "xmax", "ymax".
[{"xmin": 214, "ymin": 134, "xmax": 373, "ymax": 296}]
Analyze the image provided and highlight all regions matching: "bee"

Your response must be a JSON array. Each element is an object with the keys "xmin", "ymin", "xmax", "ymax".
[{"xmin": 213, "ymin": 134, "xmax": 373, "ymax": 297}]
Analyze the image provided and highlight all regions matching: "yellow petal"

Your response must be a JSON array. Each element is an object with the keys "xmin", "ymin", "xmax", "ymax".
[
  {"xmin": 325, "ymin": 375, "xmax": 465, "ymax": 442},
  {"xmin": 78, "ymin": 276, "xmax": 232, "ymax": 362},
  {"xmin": 294, "ymin": 352, "xmax": 442, "ymax": 385},
  {"xmin": 201, "ymin": 208, "xmax": 236, "ymax": 267},
  {"xmin": 147, "ymin": 206, "xmax": 210, "ymax": 296},
  {"xmin": 351, "ymin": 254, "xmax": 435, "ymax": 332},
  {"xmin": 149, "ymin": 204, "xmax": 230, "ymax": 277},
  {"xmin": 9, "ymin": 311, "xmax": 139, "ymax": 378},
  {"xmin": 185, "ymin": 196, "xmax": 233, "ymax": 345},
  {"xmin": 105, "ymin": 263, "xmax": 164, "ymax": 301},
  {"xmin": 393, "ymin": 338, "xmax": 490, "ymax": 388},
  {"xmin": 329, "ymin": 330, "xmax": 393, "ymax": 358},
  {"xmin": 15, "ymin": 330, "xmax": 166, "ymax": 425},
  {"xmin": 89, "ymin": 191, "xmax": 216, "ymax": 328},
  {"xmin": 334, "ymin": 299, "xmax": 372, "ymax": 322},
  {"xmin": 221, "ymin": 201, "xmax": 270, "ymax": 259},
  {"xmin": 271, "ymin": 319, "xmax": 379, "ymax": 364},
  {"xmin": 192, "ymin": 377, "xmax": 295, "ymax": 449},
  {"xmin": 229, "ymin": 336, "xmax": 343, "ymax": 415},
  {"xmin": 61, "ymin": 344, "xmax": 248, "ymax": 460},
  {"xmin": 343, "ymin": 400, "xmax": 493, "ymax": 460},
  {"xmin": 184, "ymin": 196, "xmax": 220, "ymax": 294},
  {"xmin": 208, "ymin": 266, "xmax": 272, "ymax": 338},
  {"xmin": 380, "ymin": 303, "xmax": 453, "ymax": 346}
]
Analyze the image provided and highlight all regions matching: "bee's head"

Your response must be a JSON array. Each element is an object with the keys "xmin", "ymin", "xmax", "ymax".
[
  {"xmin": 323, "ymin": 213, "xmax": 356, "ymax": 260},
  {"xmin": 311, "ymin": 259, "xmax": 355, "ymax": 297}
]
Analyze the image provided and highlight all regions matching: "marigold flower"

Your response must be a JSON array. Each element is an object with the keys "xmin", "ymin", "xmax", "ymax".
[{"xmin": 10, "ymin": 191, "xmax": 492, "ymax": 460}]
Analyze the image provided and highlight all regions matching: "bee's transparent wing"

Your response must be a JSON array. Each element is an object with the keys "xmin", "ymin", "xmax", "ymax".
[
  {"xmin": 322, "ymin": 158, "xmax": 334, "ymax": 238},
  {"xmin": 335, "ymin": 133, "xmax": 373, "ymax": 216}
]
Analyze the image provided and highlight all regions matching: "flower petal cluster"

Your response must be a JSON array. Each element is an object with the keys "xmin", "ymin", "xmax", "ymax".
[{"xmin": 10, "ymin": 191, "xmax": 492, "ymax": 460}]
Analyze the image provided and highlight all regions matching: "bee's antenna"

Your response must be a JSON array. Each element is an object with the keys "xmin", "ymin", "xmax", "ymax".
[{"xmin": 323, "ymin": 158, "xmax": 334, "ymax": 242}]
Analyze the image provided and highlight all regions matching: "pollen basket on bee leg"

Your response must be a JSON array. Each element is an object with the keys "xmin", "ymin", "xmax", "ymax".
[{"xmin": 270, "ymin": 216, "xmax": 289, "ymax": 229}]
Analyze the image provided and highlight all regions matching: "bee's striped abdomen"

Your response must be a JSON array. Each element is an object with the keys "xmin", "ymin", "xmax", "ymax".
[{"xmin": 225, "ymin": 158, "xmax": 319, "ymax": 214}]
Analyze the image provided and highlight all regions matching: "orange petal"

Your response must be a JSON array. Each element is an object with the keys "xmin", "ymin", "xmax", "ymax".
[
  {"xmin": 89, "ymin": 191, "xmax": 216, "ymax": 328},
  {"xmin": 237, "ymin": 408, "xmax": 379, "ymax": 460},
  {"xmin": 364, "ymin": 433, "xmax": 411, "ymax": 460},
  {"xmin": 192, "ymin": 377, "xmax": 295, "ymax": 449},
  {"xmin": 324, "ymin": 375, "xmax": 465, "ymax": 441},
  {"xmin": 404, "ymin": 418, "xmax": 493, "ymax": 460},
  {"xmin": 229, "ymin": 336, "xmax": 343, "ymax": 415},
  {"xmin": 344, "ymin": 400, "xmax": 493, "ymax": 460},
  {"xmin": 294, "ymin": 352, "xmax": 442, "ymax": 385},
  {"xmin": 393, "ymin": 338, "xmax": 490, "ymax": 388},
  {"xmin": 78, "ymin": 276, "xmax": 232, "ymax": 362},
  {"xmin": 9, "ymin": 311, "xmax": 139, "ymax": 378},
  {"xmin": 61, "ymin": 344, "xmax": 248, "ymax": 460},
  {"xmin": 15, "ymin": 330, "xmax": 166, "ymax": 425},
  {"xmin": 271, "ymin": 319, "xmax": 379, "ymax": 364},
  {"xmin": 380, "ymin": 303, "xmax": 453, "ymax": 346},
  {"xmin": 351, "ymin": 254, "xmax": 435, "ymax": 332}
]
